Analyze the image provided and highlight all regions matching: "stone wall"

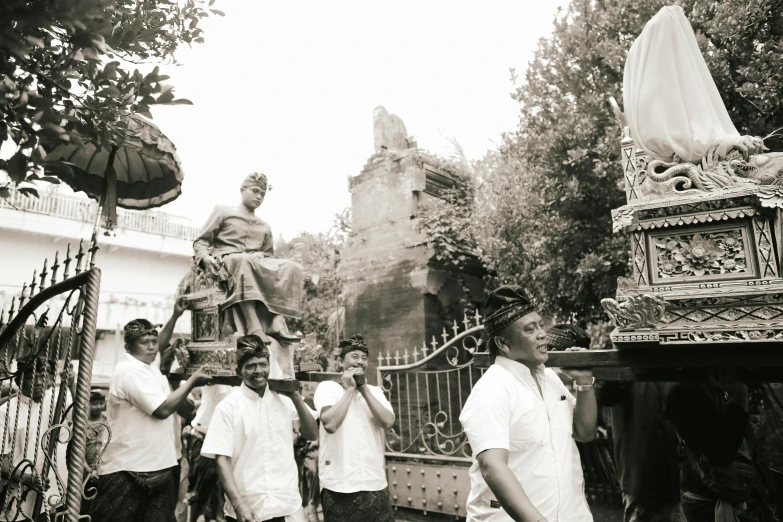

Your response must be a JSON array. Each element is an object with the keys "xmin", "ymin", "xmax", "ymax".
[{"xmin": 339, "ymin": 150, "xmax": 484, "ymax": 383}]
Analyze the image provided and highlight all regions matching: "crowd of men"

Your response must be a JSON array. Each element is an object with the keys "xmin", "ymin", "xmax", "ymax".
[{"xmin": 61, "ymin": 284, "xmax": 782, "ymax": 522}]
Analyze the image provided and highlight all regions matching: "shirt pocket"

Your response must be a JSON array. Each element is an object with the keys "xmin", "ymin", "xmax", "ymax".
[{"xmin": 549, "ymin": 400, "xmax": 573, "ymax": 436}]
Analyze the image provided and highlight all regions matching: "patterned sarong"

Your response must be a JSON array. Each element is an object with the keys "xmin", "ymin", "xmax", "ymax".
[
  {"xmin": 186, "ymin": 430, "xmax": 224, "ymax": 521},
  {"xmin": 321, "ymin": 488, "xmax": 394, "ymax": 522},
  {"xmin": 220, "ymin": 253, "xmax": 303, "ymax": 318},
  {"xmin": 89, "ymin": 468, "xmax": 177, "ymax": 522}
]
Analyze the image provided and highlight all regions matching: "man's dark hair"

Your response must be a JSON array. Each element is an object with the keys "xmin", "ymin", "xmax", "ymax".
[{"xmin": 235, "ymin": 335, "xmax": 270, "ymax": 376}]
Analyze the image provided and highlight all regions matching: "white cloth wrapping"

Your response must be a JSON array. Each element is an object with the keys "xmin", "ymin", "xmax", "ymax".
[{"xmin": 623, "ymin": 5, "xmax": 740, "ymax": 163}]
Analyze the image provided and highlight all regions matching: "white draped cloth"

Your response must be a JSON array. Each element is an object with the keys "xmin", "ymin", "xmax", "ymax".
[{"xmin": 623, "ymin": 5, "xmax": 741, "ymax": 164}]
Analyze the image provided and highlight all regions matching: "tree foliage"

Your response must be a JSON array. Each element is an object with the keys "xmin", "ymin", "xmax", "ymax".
[
  {"xmin": 477, "ymin": 0, "xmax": 783, "ymax": 325},
  {"xmin": 275, "ymin": 209, "xmax": 351, "ymax": 351},
  {"xmin": 0, "ymin": 0, "xmax": 221, "ymax": 198}
]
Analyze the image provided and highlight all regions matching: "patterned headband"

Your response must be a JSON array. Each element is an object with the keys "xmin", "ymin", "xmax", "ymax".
[
  {"xmin": 339, "ymin": 334, "xmax": 368, "ymax": 357},
  {"xmin": 545, "ymin": 324, "xmax": 590, "ymax": 351},
  {"xmin": 124, "ymin": 320, "xmax": 162, "ymax": 344},
  {"xmin": 483, "ymin": 285, "xmax": 538, "ymax": 339}
]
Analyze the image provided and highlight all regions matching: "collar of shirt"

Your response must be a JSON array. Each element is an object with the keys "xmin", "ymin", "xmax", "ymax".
[
  {"xmin": 239, "ymin": 382, "xmax": 267, "ymax": 401},
  {"xmin": 494, "ymin": 356, "xmax": 545, "ymax": 384},
  {"xmin": 123, "ymin": 352, "xmax": 152, "ymax": 368}
]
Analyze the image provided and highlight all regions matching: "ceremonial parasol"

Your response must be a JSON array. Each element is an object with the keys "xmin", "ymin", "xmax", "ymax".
[{"xmin": 45, "ymin": 113, "xmax": 184, "ymax": 233}]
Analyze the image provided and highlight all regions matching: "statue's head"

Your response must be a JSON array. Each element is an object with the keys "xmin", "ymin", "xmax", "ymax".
[
  {"xmin": 235, "ymin": 335, "xmax": 270, "ymax": 390},
  {"xmin": 338, "ymin": 334, "xmax": 368, "ymax": 371},
  {"xmin": 240, "ymin": 172, "xmax": 268, "ymax": 210},
  {"xmin": 483, "ymin": 285, "xmax": 547, "ymax": 369},
  {"xmin": 123, "ymin": 318, "xmax": 161, "ymax": 365}
]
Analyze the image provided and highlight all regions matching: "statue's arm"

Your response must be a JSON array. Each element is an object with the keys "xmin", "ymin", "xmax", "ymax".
[
  {"xmin": 261, "ymin": 222, "xmax": 274, "ymax": 256},
  {"xmin": 194, "ymin": 206, "xmax": 223, "ymax": 264}
]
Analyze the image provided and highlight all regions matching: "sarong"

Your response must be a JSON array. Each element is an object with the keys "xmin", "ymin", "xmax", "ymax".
[
  {"xmin": 220, "ymin": 253, "xmax": 303, "ymax": 318},
  {"xmin": 186, "ymin": 431, "xmax": 224, "ymax": 521},
  {"xmin": 89, "ymin": 468, "xmax": 177, "ymax": 522},
  {"xmin": 320, "ymin": 488, "xmax": 395, "ymax": 522}
]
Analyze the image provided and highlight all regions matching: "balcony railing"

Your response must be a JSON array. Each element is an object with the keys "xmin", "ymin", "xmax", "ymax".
[{"xmin": 0, "ymin": 185, "xmax": 201, "ymax": 241}]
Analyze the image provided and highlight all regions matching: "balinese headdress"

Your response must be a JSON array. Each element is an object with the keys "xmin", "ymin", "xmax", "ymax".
[
  {"xmin": 123, "ymin": 319, "xmax": 162, "ymax": 344},
  {"xmin": 482, "ymin": 285, "xmax": 538, "ymax": 339},
  {"xmin": 339, "ymin": 334, "xmax": 368, "ymax": 358},
  {"xmin": 545, "ymin": 324, "xmax": 591, "ymax": 351},
  {"xmin": 240, "ymin": 172, "xmax": 268, "ymax": 193}
]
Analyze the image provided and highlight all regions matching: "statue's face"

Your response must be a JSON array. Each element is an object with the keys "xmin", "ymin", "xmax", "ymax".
[{"xmin": 240, "ymin": 186, "xmax": 266, "ymax": 210}]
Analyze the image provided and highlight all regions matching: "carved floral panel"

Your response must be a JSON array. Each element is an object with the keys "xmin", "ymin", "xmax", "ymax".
[{"xmin": 649, "ymin": 225, "xmax": 756, "ymax": 283}]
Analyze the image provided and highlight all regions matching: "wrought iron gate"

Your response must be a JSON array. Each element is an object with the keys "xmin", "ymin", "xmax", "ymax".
[
  {"xmin": 0, "ymin": 237, "xmax": 101, "ymax": 521},
  {"xmin": 376, "ymin": 312, "xmax": 621, "ymax": 518}
]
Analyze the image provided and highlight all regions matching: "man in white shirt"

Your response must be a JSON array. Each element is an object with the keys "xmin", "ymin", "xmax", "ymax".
[
  {"xmin": 90, "ymin": 318, "xmax": 211, "ymax": 522},
  {"xmin": 186, "ymin": 383, "xmax": 233, "ymax": 522},
  {"xmin": 459, "ymin": 285, "xmax": 597, "ymax": 522},
  {"xmin": 0, "ymin": 354, "xmax": 70, "ymax": 522},
  {"xmin": 313, "ymin": 334, "xmax": 396, "ymax": 522},
  {"xmin": 201, "ymin": 335, "xmax": 318, "ymax": 522}
]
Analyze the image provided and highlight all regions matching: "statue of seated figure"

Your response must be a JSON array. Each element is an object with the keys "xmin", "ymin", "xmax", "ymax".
[{"xmin": 190, "ymin": 172, "xmax": 304, "ymax": 381}]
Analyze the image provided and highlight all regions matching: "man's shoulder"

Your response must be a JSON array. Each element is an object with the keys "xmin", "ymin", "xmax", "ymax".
[{"xmin": 315, "ymin": 380, "xmax": 342, "ymax": 394}]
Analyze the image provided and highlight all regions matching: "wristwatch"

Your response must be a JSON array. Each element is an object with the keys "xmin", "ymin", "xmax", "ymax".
[{"xmin": 574, "ymin": 377, "xmax": 595, "ymax": 392}]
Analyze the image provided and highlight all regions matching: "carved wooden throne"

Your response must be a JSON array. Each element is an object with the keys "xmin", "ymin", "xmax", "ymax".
[
  {"xmin": 174, "ymin": 259, "xmax": 323, "ymax": 381},
  {"xmin": 175, "ymin": 259, "xmax": 237, "ymax": 377}
]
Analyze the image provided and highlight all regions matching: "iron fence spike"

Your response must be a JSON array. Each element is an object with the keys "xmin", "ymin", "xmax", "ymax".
[{"xmin": 50, "ymin": 251, "xmax": 60, "ymax": 286}]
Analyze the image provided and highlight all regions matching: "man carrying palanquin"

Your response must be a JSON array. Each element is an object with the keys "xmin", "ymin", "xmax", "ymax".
[
  {"xmin": 313, "ymin": 334, "xmax": 396, "ymax": 522},
  {"xmin": 0, "ymin": 354, "xmax": 70, "ymax": 522},
  {"xmin": 201, "ymin": 335, "xmax": 318, "ymax": 522},
  {"xmin": 459, "ymin": 285, "xmax": 598, "ymax": 522},
  {"xmin": 194, "ymin": 172, "xmax": 303, "ymax": 344},
  {"xmin": 90, "ymin": 319, "xmax": 211, "ymax": 522}
]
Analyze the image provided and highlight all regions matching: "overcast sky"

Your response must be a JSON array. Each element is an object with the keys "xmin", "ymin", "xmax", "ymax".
[{"xmin": 16, "ymin": 1, "xmax": 572, "ymax": 239}]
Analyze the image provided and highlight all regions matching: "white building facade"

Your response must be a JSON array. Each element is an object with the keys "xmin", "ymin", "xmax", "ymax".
[{"xmin": 0, "ymin": 185, "xmax": 198, "ymax": 382}]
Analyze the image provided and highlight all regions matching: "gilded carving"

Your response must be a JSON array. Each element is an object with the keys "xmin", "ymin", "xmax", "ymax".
[
  {"xmin": 601, "ymin": 294, "xmax": 665, "ymax": 330},
  {"xmin": 652, "ymin": 230, "xmax": 748, "ymax": 279}
]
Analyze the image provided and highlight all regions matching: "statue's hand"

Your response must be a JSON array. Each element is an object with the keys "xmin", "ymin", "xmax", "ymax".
[
  {"xmin": 732, "ymin": 135, "xmax": 765, "ymax": 161},
  {"xmin": 202, "ymin": 255, "xmax": 220, "ymax": 276}
]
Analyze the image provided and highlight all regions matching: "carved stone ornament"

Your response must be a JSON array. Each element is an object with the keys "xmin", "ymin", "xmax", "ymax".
[
  {"xmin": 601, "ymin": 294, "xmax": 666, "ymax": 330},
  {"xmin": 611, "ymin": 206, "xmax": 634, "ymax": 233},
  {"xmin": 643, "ymin": 146, "xmax": 783, "ymax": 194},
  {"xmin": 756, "ymin": 186, "xmax": 783, "ymax": 208}
]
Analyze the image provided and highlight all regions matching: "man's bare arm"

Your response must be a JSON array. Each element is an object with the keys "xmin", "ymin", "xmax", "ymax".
[
  {"xmin": 359, "ymin": 386, "xmax": 394, "ymax": 429},
  {"xmin": 477, "ymin": 449, "xmax": 545, "ymax": 522}
]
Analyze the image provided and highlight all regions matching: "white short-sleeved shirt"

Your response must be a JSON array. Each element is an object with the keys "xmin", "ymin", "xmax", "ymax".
[
  {"xmin": 0, "ymin": 389, "xmax": 71, "ymax": 521},
  {"xmin": 313, "ymin": 381, "xmax": 393, "ymax": 493},
  {"xmin": 100, "ymin": 353, "xmax": 180, "ymax": 474},
  {"xmin": 459, "ymin": 357, "xmax": 592, "ymax": 522},
  {"xmin": 191, "ymin": 384, "xmax": 233, "ymax": 435},
  {"xmin": 201, "ymin": 383, "xmax": 305, "ymax": 522}
]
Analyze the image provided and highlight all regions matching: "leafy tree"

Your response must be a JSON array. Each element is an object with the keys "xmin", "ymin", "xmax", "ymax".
[
  {"xmin": 275, "ymin": 209, "xmax": 351, "ymax": 351},
  {"xmin": 0, "ymin": 0, "xmax": 222, "ymax": 198},
  {"xmin": 478, "ymin": 0, "xmax": 783, "ymax": 326}
]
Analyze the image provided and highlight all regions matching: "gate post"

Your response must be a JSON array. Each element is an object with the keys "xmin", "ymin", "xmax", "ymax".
[{"xmin": 64, "ymin": 267, "xmax": 101, "ymax": 522}]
